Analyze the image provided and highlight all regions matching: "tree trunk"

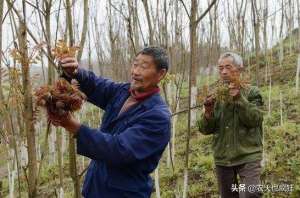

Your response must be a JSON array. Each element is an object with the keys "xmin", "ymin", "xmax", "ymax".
[
  {"xmin": 180, "ymin": 1, "xmax": 217, "ymax": 197},
  {"xmin": 127, "ymin": 0, "xmax": 137, "ymax": 57},
  {"xmin": 190, "ymin": 0, "xmax": 198, "ymax": 88},
  {"xmin": 132, "ymin": 0, "xmax": 140, "ymax": 50},
  {"xmin": 189, "ymin": 0, "xmax": 198, "ymax": 127},
  {"xmin": 8, "ymin": 161, "xmax": 16, "ymax": 198},
  {"xmin": 171, "ymin": 102, "xmax": 179, "ymax": 168},
  {"xmin": 43, "ymin": 0, "xmax": 55, "ymax": 166},
  {"xmin": 44, "ymin": 0, "xmax": 55, "ymax": 85},
  {"xmin": 66, "ymin": 0, "xmax": 81, "ymax": 197},
  {"xmin": 296, "ymin": 55, "xmax": 300, "ymax": 95},
  {"xmin": 154, "ymin": 166, "xmax": 161, "ymax": 198},
  {"xmin": 92, "ymin": 16, "xmax": 103, "ymax": 75},
  {"xmin": 88, "ymin": 29, "xmax": 93, "ymax": 71},
  {"xmin": 251, "ymin": 0, "xmax": 260, "ymax": 86},
  {"xmin": 142, "ymin": 0, "xmax": 154, "ymax": 45},
  {"xmin": 268, "ymin": 74, "xmax": 272, "ymax": 117},
  {"xmin": 0, "ymin": 0, "xmax": 4, "ymax": 100},
  {"xmin": 107, "ymin": 0, "xmax": 119, "ymax": 79},
  {"xmin": 280, "ymin": 91, "xmax": 283, "ymax": 126},
  {"xmin": 56, "ymin": 128, "xmax": 64, "ymax": 198},
  {"xmin": 297, "ymin": 0, "xmax": 300, "ymax": 49},
  {"xmin": 163, "ymin": 0, "xmax": 168, "ymax": 49},
  {"xmin": 17, "ymin": 13, "xmax": 37, "ymax": 198},
  {"xmin": 263, "ymin": 0, "xmax": 268, "ymax": 55},
  {"xmin": 77, "ymin": 0, "xmax": 89, "ymax": 62}
]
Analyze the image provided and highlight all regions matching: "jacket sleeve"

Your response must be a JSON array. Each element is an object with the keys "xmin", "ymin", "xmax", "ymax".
[
  {"xmin": 236, "ymin": 86, "xmax": 264, "ymax": 128},
  {"xmin": 73, "ymin": 68, "xmax": 123, "ymax": 109},
  {"xmin": 76, "ymin": 109, "xmax": 171, "ymax": 166},
  {"xmin": 197, "ymin": 110, "xmax": 217, "ymax": 135}
]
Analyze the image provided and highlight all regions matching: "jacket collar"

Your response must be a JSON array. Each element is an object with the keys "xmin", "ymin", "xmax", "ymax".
[
  {"xmin": 120, "ymin": 83, "xmax": 163, "ymax": 109},
  {"xmin": 129, "ymin": 87, "xmax": 160, "ymax": 101},
  {"xmin": 110, "ymin": 84, "xmax": 164, "ymax": 124}
]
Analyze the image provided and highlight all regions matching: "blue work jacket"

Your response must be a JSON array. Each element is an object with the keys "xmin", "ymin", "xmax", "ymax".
[{"xmin": 72, "ymin": 68, "xmax": 171, "ymax": 198}]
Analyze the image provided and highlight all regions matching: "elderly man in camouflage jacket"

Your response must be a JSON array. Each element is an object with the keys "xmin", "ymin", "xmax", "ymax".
[{"xmin": 198, "ymin": 52, "xmax": 264, "ymax": 198}]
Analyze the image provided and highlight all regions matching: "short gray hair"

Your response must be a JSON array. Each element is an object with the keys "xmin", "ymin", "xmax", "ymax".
[{"xmin": 218, "ymin": 52, "xmax": 244, "ymax": 69}]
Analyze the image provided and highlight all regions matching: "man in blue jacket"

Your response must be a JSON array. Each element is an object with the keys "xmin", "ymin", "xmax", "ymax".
[{"xmin": 49, "ymin": 47, "xmax": 171, "ymax": 197}]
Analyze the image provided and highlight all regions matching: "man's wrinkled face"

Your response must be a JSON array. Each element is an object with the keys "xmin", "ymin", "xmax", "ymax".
[
  {"xmin": 218, "ymin": 57, "xmax": 240, "ymax": 84},
  {"xmin": 130, "ymin": 54, "xmax": 166, "ymax": 92}
]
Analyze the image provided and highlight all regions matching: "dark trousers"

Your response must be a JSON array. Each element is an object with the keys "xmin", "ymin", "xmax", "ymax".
[{"xmin": 215, "ymin": 160, "xmax": 262, "ymax": 198}]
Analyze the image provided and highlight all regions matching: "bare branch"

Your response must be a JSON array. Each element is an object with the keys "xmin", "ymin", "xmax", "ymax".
[
  {"xmin": 35, "ymin": 0, "xmax": 48, "ymax": 44},
  {"xmin": 26, "ymin": 0, "xmax": 46, "ymax": 16},
  {"xmin": 109, "ymin": 1, "xmax": 128, "ymax": 20},
  {"xmin": 1, "ymin": 0, "xmax": 17, "ymax": 24},
  {"xmin": 179, "ymin": 0, "xmax": 190, "ymax": 19},
  {"xmin": 171, "ymin": 104, "xmax": 201, "ymax": 117},
  {"xmin": 5, "ymin": 0, "xmax": 22, "ymax": 21},
  {"xmin": 195, "ymin": 0, "xmax": 217, "ymax": 25}
]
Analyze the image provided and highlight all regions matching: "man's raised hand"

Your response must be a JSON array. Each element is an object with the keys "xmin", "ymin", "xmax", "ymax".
[{"xmin": 59, "ymin": 56, "xmax": 79, "ymax": 77}]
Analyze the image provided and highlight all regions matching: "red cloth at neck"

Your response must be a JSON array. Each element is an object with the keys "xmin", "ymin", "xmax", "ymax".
[{"xmin": 129, "ymin": 87, "xmax": 160, "ymax": 101}]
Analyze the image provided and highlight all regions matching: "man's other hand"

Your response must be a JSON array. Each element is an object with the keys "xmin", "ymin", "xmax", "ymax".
[
  {"xmin": 48, "ymin": 111, "xmax": 81, "ymax": 134},
  {"xmin": 228, "ymin": 82, "xmax": 240, "ymax": 99}
]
